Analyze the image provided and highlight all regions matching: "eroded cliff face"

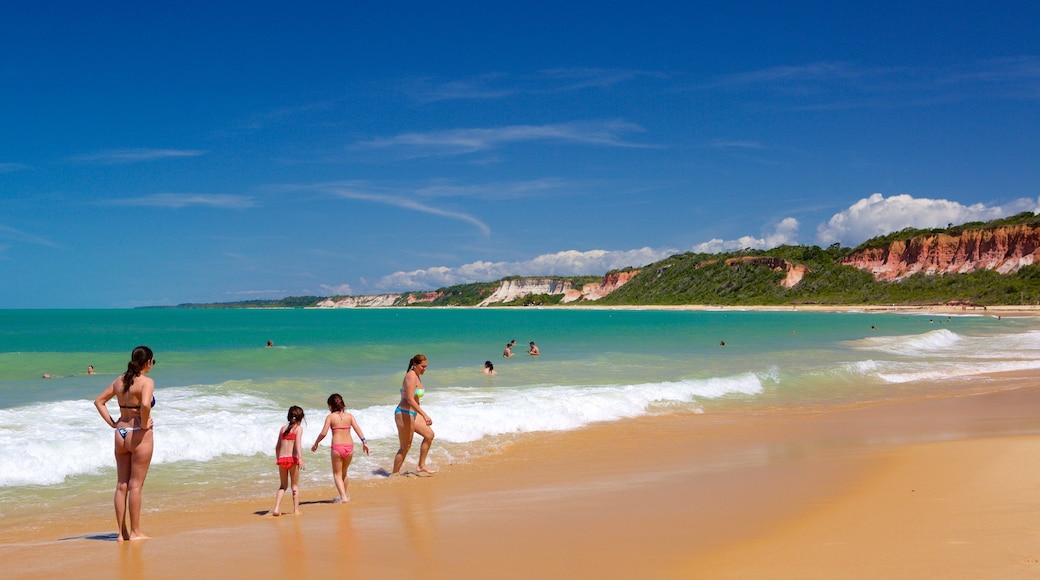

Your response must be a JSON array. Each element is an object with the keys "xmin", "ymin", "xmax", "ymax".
[
  {"xmin": 477, "ymin": 278, "xmax": 577, "ymax": 306},
  {"xmin": 842, "ymin": 225, "xmax": 1040, "ymax": 281},
  {"xmin": 723, "ymin": 256, "xmax": 810, "ymax": 288},
  {"xmin": 577, "ymin": 270, "xmax": 641, "ymax": 301},
  {"xmin": 315, "ymin": 294, "xmax": 404, "ymax": 308},
  {"xmin": 316, "ymin": 271, "xmax": 641, "ymax": 308}
]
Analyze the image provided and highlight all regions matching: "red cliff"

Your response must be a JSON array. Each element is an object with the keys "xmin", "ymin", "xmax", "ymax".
[
  {"xmin": 842, "ymin": 225, "xmax": 1040, "ymax": 281},
  {"xmin": 577, "ymin": 270, "xmax": 641, "ymax": 301},
  {"xmin": 723, "ymin": 256, "xmax": 810, "ymax": 288}
]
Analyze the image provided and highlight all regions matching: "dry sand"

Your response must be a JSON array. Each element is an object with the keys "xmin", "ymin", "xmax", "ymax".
[{"xmin": 3, "ymin": 377, "xmax": 1040, "ymax": 579}]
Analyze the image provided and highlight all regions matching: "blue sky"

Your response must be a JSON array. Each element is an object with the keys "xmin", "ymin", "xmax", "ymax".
[{"xmin": 2, "ymin": 2, "xmax": 1039, "ymax": 308}]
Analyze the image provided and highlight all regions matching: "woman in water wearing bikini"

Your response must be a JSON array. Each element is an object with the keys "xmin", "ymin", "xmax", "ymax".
[
  {"xmin": 391, "ymin": 354, "xmax": 436, "ymax": 475},
  {"xmin": 93, "ymin": 345, "xmax": 156, "ymax": 541},
  {"xmin": 311, "ymin": 393, "xmax": 369, "ymax": 503}
]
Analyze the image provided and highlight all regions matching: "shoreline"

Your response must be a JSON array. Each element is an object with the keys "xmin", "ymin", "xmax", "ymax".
[
  {"xmin": 3, "ymin": 374, "xmax": 1040, "ymax": 578},
  {"xmin": 302, "ymin": 303, "xmax": 1040, "ymax": 317},
  {"xmin": 532, "ymin": 303, "xmax": 1040, "ymax": 316}
]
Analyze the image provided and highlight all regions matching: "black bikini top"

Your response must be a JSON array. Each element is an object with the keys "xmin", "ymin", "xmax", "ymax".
[{"xmin": 119, "ymin": 395, "xmax": 157, "ymax": 410}]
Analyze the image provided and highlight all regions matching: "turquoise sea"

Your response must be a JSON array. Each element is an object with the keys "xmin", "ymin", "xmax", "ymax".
[{"xmin": 2, "ymin": 307, "xmax": 1038, "ymax": 523}]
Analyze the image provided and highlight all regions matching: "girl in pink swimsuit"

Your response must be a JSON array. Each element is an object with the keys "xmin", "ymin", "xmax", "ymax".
[
  {"xmin": 311, "ymin": 393, "xmax": 369, "ymax": 503},
  {"xmin": 270, "ymin": 406, "xmax": 305, "ymax": 516}
]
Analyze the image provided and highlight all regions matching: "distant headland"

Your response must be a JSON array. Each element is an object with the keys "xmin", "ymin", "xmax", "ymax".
[{"xmin": 157, "ymin": 212, "xmax": 1040, "ymax": 310}]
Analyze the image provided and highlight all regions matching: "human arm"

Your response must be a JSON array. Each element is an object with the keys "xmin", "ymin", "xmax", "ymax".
[
  {"xmin": 294, "ymin": 426, "xmax": 305, "ymax": 469},
  {"xmin": 350, "ymin": 415, "xmax": 371, "ymax": 456},
  {"xmin": 311, "ymin": 415, "xmax": 332, "ymax": 452},
  {"xmin": 139, "ymin": 377, "xmax": 154, "ymax": 430},
  {"xmin": 93, "ymin": 380, "xmax": 118, "ymax": 428}
]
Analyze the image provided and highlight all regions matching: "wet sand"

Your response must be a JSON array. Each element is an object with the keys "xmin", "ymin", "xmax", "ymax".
[{"xmin": 3, "ymin": 377, "xmax": 1040, "ymax": 578}]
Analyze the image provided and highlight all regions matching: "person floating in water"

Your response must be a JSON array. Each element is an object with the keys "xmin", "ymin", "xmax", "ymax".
[
  {"xmin": 482, "ymin": 361, "xmax": 496, "ymax": 375},
  {"xmin": 528, "ymin": 342, "xmax": 539, "ymax": 356},
  {"xmin": 503, "ymin": 343, "xmax": 514, "ymax": 357}
]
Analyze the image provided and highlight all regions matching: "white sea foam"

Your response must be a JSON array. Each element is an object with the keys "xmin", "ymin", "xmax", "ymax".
[
  {"xmin": 854, "ymin": 328, "xmax": 963, "ymax": 356},
  {"xmin": 848, "ymin": 328, "xmax": 1040, "ymax": 384},
  {"xmin": 0, "ymin": 372, "xmax": 767, "ymax": 487},
  {"xmin": 875, "ymin": 359, "xmax": 1040, "ymax": 383}
]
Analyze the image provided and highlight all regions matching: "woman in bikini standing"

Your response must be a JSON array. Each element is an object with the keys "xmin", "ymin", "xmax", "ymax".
[
  {"xmin": 391, "ymin": 354, "xmax": 436, "ymax": 475},
  {"xmin": 311, "ymin": 393, "xmax": 370, "ymax": 503},
  {"xmin": 93, "ymin": 345, "xmax": 156, "ymax": 541}
]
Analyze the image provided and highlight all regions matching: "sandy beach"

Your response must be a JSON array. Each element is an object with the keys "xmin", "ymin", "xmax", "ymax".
[
  {"xmin": 3, "ymin": 367, "xmax": 1039, "ymax": 579},
  {"xmin": 564, "ymin": 303, "xmax": 1040, "ymax": 318}
]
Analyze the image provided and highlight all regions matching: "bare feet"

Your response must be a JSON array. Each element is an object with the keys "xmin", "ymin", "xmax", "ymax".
[
  {"xmin": 270, "ymin": 511, "xmax": 281, "ymax": 517},
  {"xmin": 128, "ymin": 533, "xmax": 150, "ymax": 541},
  {"xmin": 416, "ymin": 466, "xmax": 437, "ymax": 475}
]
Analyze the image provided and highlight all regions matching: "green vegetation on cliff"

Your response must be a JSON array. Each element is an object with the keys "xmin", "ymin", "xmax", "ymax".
[
  {"xmin": 161, "ymin": 217, "xmax": 1040, "ymax": 309},
  {"xmin": 160, "ymin": 296, "xmax": 326, "ymax": 309},
  {"xmin": 599, "ymin": 244, "xmax": 1040, "ymax": 307},
  {"xmin": 850, "ymin": 211, "xmax": 1040, "ymax": 251}
]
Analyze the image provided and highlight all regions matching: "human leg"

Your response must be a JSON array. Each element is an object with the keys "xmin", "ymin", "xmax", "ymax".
[
  {"xmin": 272, "ymin": 467, "xmax": 289, "ymax": 515},
  {"xmin": 126, "ymin": 435, "xmax": 154, "ymax": 540},
  {"xmin": 113, "ymin": 442, "xmax": 132, "ymax": 541},
  {"xmin": 413, "ymin": 421, "xmax": 436, "ymax": 474},
  {"xmin": 289, "ymin": 465, "xmax": 301, "ymax": 514},
  {"xmin": 330, "ymin": 450, "xmax": 348, "ymax": 502},
  {"xmin": 392, "ymin": 411, "xmax": 414, "ymax": 474}
]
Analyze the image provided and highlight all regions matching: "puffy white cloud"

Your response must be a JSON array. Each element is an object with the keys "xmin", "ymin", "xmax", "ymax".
[
  {"xmin": 691, "ymin": 218, "xmax": 800, "ymax": 253},
  {"xmin": 815, "ymin": 193, "xmax": 1040, "ymax": 246},
  {"xmin": 354, "ymin": 195, "xmax": 1040, "ymax": 295},
  {"xmin": 319, "ymin": 283, "xmax": 354, "ymax": 296},
  {"xmin": 375, "ymin": 247, "xmax": 672, "ymax": 291}
]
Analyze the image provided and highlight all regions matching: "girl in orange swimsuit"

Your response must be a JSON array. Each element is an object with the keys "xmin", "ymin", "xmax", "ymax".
[
  {"xmin": 270, "ymin": 406, "xmax": 305, "ymax": 516},
  {"xmin": 311, "ymin": 393, "xmax": 370, "ymax": 503}
]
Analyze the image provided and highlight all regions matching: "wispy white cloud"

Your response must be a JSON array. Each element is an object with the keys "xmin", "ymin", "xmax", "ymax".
[
  {"xmin": 412, "ymin": 178, "xmax": 580, "ymax": 201},
  {"xmin": 942, "ymin": 56, "xmax": 1040, "ymax": 84},
  {"xmin": 71, "ymin": 148, "xmax": 207, "ymax": 165},
  {"xmin": 815, "ymin": 193, "xmax": 1040, "ymax": 246},
  {"xmin": 707, "ymin": 62, "xmax": 870, "ymax": 89},
  {"xmin": 322, "ymin": 185, "xmax": 490, "ymax": 236},
  {"xmin": 359, "ymin": 120, "xmax": 650, "ymax": 157},
  {"xmin": 692, "ymin": 218, "xmax": 801, "ymax": 253},
  {"xmin": 0, "ymin": 163, "xmax": 30, "ymax": 173},
  {"xmin": 0, "ymin": 225, "xmax": 59, "ymax": 248},
  {"xmin": 704, "ymin": 58, "xmax": 1040, "ymax": 110},
  {"xmin": 375, "ymin": 247, "xmax": 672, "ymax": 291},
  {"xmin": 103, "ymin": 193, "xmax": 256, "ymax": 209},
  {"xmin": 408, "ymin": 68, "xmax": 665, "ymax": 102},
  {"xmin": 708, "ymin": 140, "xmax": 766, "ymax": 150},
  {"xmin": 225, "ymin": 289, "xmax": 287, "ymax": 296}
]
